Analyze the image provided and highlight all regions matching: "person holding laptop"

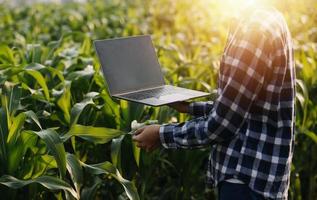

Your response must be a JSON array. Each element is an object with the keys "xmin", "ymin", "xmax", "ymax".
[{"xmin": 132, "ymin": 3, "xmax": 295, "ymax": 200}]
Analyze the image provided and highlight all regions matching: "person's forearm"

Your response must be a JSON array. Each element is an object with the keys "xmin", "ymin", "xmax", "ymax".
[
  {"xmin": 188, "ymin": 101, "xmax": 214, "ymax": 117},
  {"xmin": 168, "ymin": 101, "xmax": 214, "ymax": 116}
]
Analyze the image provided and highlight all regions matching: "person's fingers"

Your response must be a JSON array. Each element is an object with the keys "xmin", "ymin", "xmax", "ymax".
[
  {"xmin": 133, "ymin": 127, "xmax": 148, "ymax": 142},
  {"xmin": 134, "ymin": 127, "xmax": 145, "ymax": 135},
  {"xmin": 132, "ymin": 134, "xmax": 139, "ymax": 141},
  {"xmin": 132, "ymin": 130, "xmax": 143, "ymax": 141}
]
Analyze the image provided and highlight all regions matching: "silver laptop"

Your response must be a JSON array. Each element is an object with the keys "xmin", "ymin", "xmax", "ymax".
[{"xmin": 94, "ymin": 35, "xmax": 209, "ymax": 106}]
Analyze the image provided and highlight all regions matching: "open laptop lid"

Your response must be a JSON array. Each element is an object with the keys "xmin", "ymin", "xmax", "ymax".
[{"xmin": 94, "ymin": 35, "xmax": 165, "ymax": 96}]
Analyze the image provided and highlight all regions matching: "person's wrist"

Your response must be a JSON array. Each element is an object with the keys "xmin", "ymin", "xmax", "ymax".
[
  {"xmin": 154, "ymin": 125, "xmax": 160, "ymax": 139},
  {"xmin": 177, "ymin": 102, "xmax": 189, "ymax": 113},
  {"xmin": 182, "ymin": 102, "xmax": 189, "ymax": 113},
  {"xmin": 168, "ymin": 102, "xmax": 189, "ymax": 113}
]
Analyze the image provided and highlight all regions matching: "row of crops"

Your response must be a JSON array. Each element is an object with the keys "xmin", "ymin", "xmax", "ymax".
[{"xmin": 0, "ymin": 0, "xmax": 316, "ymax": 199}]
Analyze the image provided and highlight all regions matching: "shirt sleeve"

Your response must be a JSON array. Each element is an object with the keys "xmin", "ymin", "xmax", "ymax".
[
  {"xmin": 159, "ymin": 24, "xmax": 272, "ymax": 149},
  {"xmin": 188, "ymin": 101, "xmax": 214, "ymax": 117}
]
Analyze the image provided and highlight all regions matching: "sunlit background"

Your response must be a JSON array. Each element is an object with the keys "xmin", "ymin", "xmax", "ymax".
[{"xmin": 0, "ymin": 0, "xmax": 316, "ymax": 199}]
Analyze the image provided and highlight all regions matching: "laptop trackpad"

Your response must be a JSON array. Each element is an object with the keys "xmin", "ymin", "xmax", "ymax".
[
  {"xmin": 158, "ymin": 94, "xmax": 189, "ymax": 101},
  {"xmin": 138, "ymin": 94, "xmax": 191, "ymax": 106}
]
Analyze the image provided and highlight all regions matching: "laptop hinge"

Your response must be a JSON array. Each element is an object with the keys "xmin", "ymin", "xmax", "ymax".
[{"xmin": 114, "ymin": 85, "xmax": 165, "ymax": 96}]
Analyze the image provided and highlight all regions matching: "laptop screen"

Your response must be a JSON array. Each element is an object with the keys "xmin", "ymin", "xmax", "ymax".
[{"xmin": 94, "ymin": 35, "xmax": 165, "ymax": 95}]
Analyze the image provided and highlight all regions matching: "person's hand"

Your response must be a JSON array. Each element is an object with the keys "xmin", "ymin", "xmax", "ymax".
[
  {"xmin": 168, "ymin": 101, "xmax": 190, "ymax": 113},
  {"xmin": 132, "ymin": 125, "xmax": 161, "ymax": 152}
]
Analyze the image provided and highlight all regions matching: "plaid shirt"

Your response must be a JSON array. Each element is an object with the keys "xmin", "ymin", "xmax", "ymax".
[{"xmin": 159, "ymin": 6, "xmax": 295, "ymax": 200}]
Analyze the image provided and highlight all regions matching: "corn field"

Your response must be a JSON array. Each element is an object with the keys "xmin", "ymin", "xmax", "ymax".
[{"xmin": 0, "ymin": 0, "xmax": 316, "ymax": 199}]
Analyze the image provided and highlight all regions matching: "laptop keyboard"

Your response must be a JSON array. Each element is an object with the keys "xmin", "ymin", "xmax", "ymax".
[{"xmin": 120, "ymin": 87, "xmax": 176, "ymax": 100}]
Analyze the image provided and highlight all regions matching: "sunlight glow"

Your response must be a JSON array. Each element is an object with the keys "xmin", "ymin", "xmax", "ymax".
[
  {"xmin": 202, "ymin": 0, "xmax": 273, "ymax": 20},
  {"xmin": 219, "ymin": 0, "xmax": 261, "ymax": 14},
  {"xmin": 222, "ymin": 0, "xmax": 258, "ymax": 8}
]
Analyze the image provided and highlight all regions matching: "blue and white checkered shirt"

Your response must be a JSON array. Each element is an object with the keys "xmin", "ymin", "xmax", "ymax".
[{"xmin": 159, "ymin": 6, "xmax": 295, "ymax": 200}]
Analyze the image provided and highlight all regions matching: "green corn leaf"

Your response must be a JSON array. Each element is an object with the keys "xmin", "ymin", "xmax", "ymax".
[
  {"xmin": 24, "ymin": 63, "xmax": 46, "ymax": 71},
  {"xmin": 294, "ymin": 172, "xmax": 302, "ymax": 200},
  {"xmin": 46, "ymin": 37, "xmax": 63, "ymax": 60},
  {"xmin": 99, "ymin": 89, "xmax": 121, "ymax": 127},
  {"xmin": 7, "ymin": 111, "xmax": 42, "ymax": 144},
  {"xmin": 1, "ymin": 95, "xmax": 10, "ymax": 128},
  {"xmin": 296, "ymin": 79, "xmax": 309, "ymax": 104},
  {"xmin": 66, "ymin": 153, "xmax": 83, "ymax": 196},
  {"xmin": 7, "ymin": 130, "xmax": 38, "ymax": 175},
  {"xmin": 302, "ymin": 129, "xmax": 317, "ymax": 144},
  {"xmin": 24, "ymin": 129, "xmax": 67, "ymax": 178},
  {"xmin": 296, "ymin": 79, "xmax": 309, "ymax": 127},
  {"xmin": 2, "ymin": 67, "xmax": 24, "ymax": 81},
  {"xmin": 81, "ymin": 177, "xmax": 102, "ymax": 200},
  {"xmin": 30, "ymin": 155, "xmax": 57, "ymax": 179},
  {"xmin": 0, "ymin": 108, "xmax": 8, "ymax": 170},
  {"xmin": 62, "ymin": 124, "xmax": 124, "ymax": 144},
  {"xmin": 81, "ymin": 161, "xmax": 140, "ymax": 200},
  {"xmin": 7, "ymin": 112, "xmax": 26, "ymax": 144},
  {"xmin": 26, "ymin": 69, "xmax": 50, "ymax": 101},
  {"xmin": 111, "ymin": 135, "xmax": 125, "ymax": 172},
  {"xmin": 131, "ymin": 140, "xmax": 140, "ymax": 167},
  {"xmin": 25, "ymin": 63, "xmax": 64, "ymax": 83},
  {"xmin": 296, "ymin": 93, "xmax": 305, "ymax": 111},
  {"xmin": 5, "ymin": 83, "xmax": 22, "ymax": 116},
  {"xmin": 22, "ymin": 155, "xmax": 57, "ymax": 180},
  {"xmin": 66, "ymin": 65, "xmax": 94, "ymax": 80},
  {"xmin": 57, "ymin": 86, "xmax": 71, "ymax": 124},
  {"xmin": 80, "ymin": 35, "xmax": 91, "ymax": 56},
  {"xmin": 29, "ymin": 44, "xmax": 42, "ymax": 63},
  {"xmin": 47, "ymin": 66, "xmax": 65, "ymax": 83},
  {"xmin": 0, "ymin": 175, "xmax": 78, "ymax": 199},
  {"xmin": 120, "ymin": 101, "xmax": 145, "ymax": 128},
  {"xmin": 70, "ymin": 92, "xmax": 99, "ymax": 126},
  {"xmin": 0, "ymin": 64, "xmax": 13, "ymax": 70},
  {"xmin": 24, "ymin": 110, "xmax": 42, "ymax": 130},
  {"xmin": 0, "ymin": 45, "xmax": 15, "ymax": 64}
]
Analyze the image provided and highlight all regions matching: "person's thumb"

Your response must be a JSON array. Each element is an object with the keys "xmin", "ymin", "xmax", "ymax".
[{"xmin": 134, "ymin": 127, "xmax": 145, "ymax": 135}]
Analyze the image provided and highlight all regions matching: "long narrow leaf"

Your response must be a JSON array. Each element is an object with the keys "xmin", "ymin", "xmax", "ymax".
[
  {"xmin": 6, "ymin": 84, "xmax": 22, "ymax": 116},
  {"xmin": 70, "ymin": 92, "xmax": 99, "ymax": 126},
  {"xmin": 81, "ymin": 177, "xmax": 102, "ymax": 200},
  {"xmin": 111, "ymin": 135, "xmax": 125, "ymax": 171},
  {"xmin": 0, "ymin": 175, "xmax": 78, "ymax": 199},
  {"xmin": 0, "ymin": 108, "xmax": 8, "ymax": 171},
  {"xmin": 131, "ymin": 140, "xmax": 141, "ymax": 167},
  {"xmin": 7, "ymin": 131, "xmax": 37, "ymax": 174},
  {"xmin": 7, "ymin": 112, "xmax": 26, "ymax": 143},
  {"xmin": 26, "ymin": 69, "xmax": 50, "ymax": 101},
  {"xmin": 0, "ymin": 45, "xmax": 15, "ymax": 64},
  {"xmin": 24, "ymin": 129, "xmax": 67, "ymax": 178},
  {"xmin": 63, "ymin": 124, "xmax": 124, "ymax": 144},
  {"xmin": 24, "ymin": 110, "xmax": 42, "ymax": 130},
  {"xmin": 81, "ymin": 161, "xmax": 139, "ymax": 200},
  {"xmin": 7, "ymin": 111, "xmax": 42, "ymax": 144},
  {"xmin": 57, "ymin": 86, "xmax": 71, "ymax": 123},
  {"xmin": 66, "ymin": 153, "xmax": 83, "ymax": 197},
  {"xmin": 302, "ymin": 129, "xmax": 317, "ymax": 144}
]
